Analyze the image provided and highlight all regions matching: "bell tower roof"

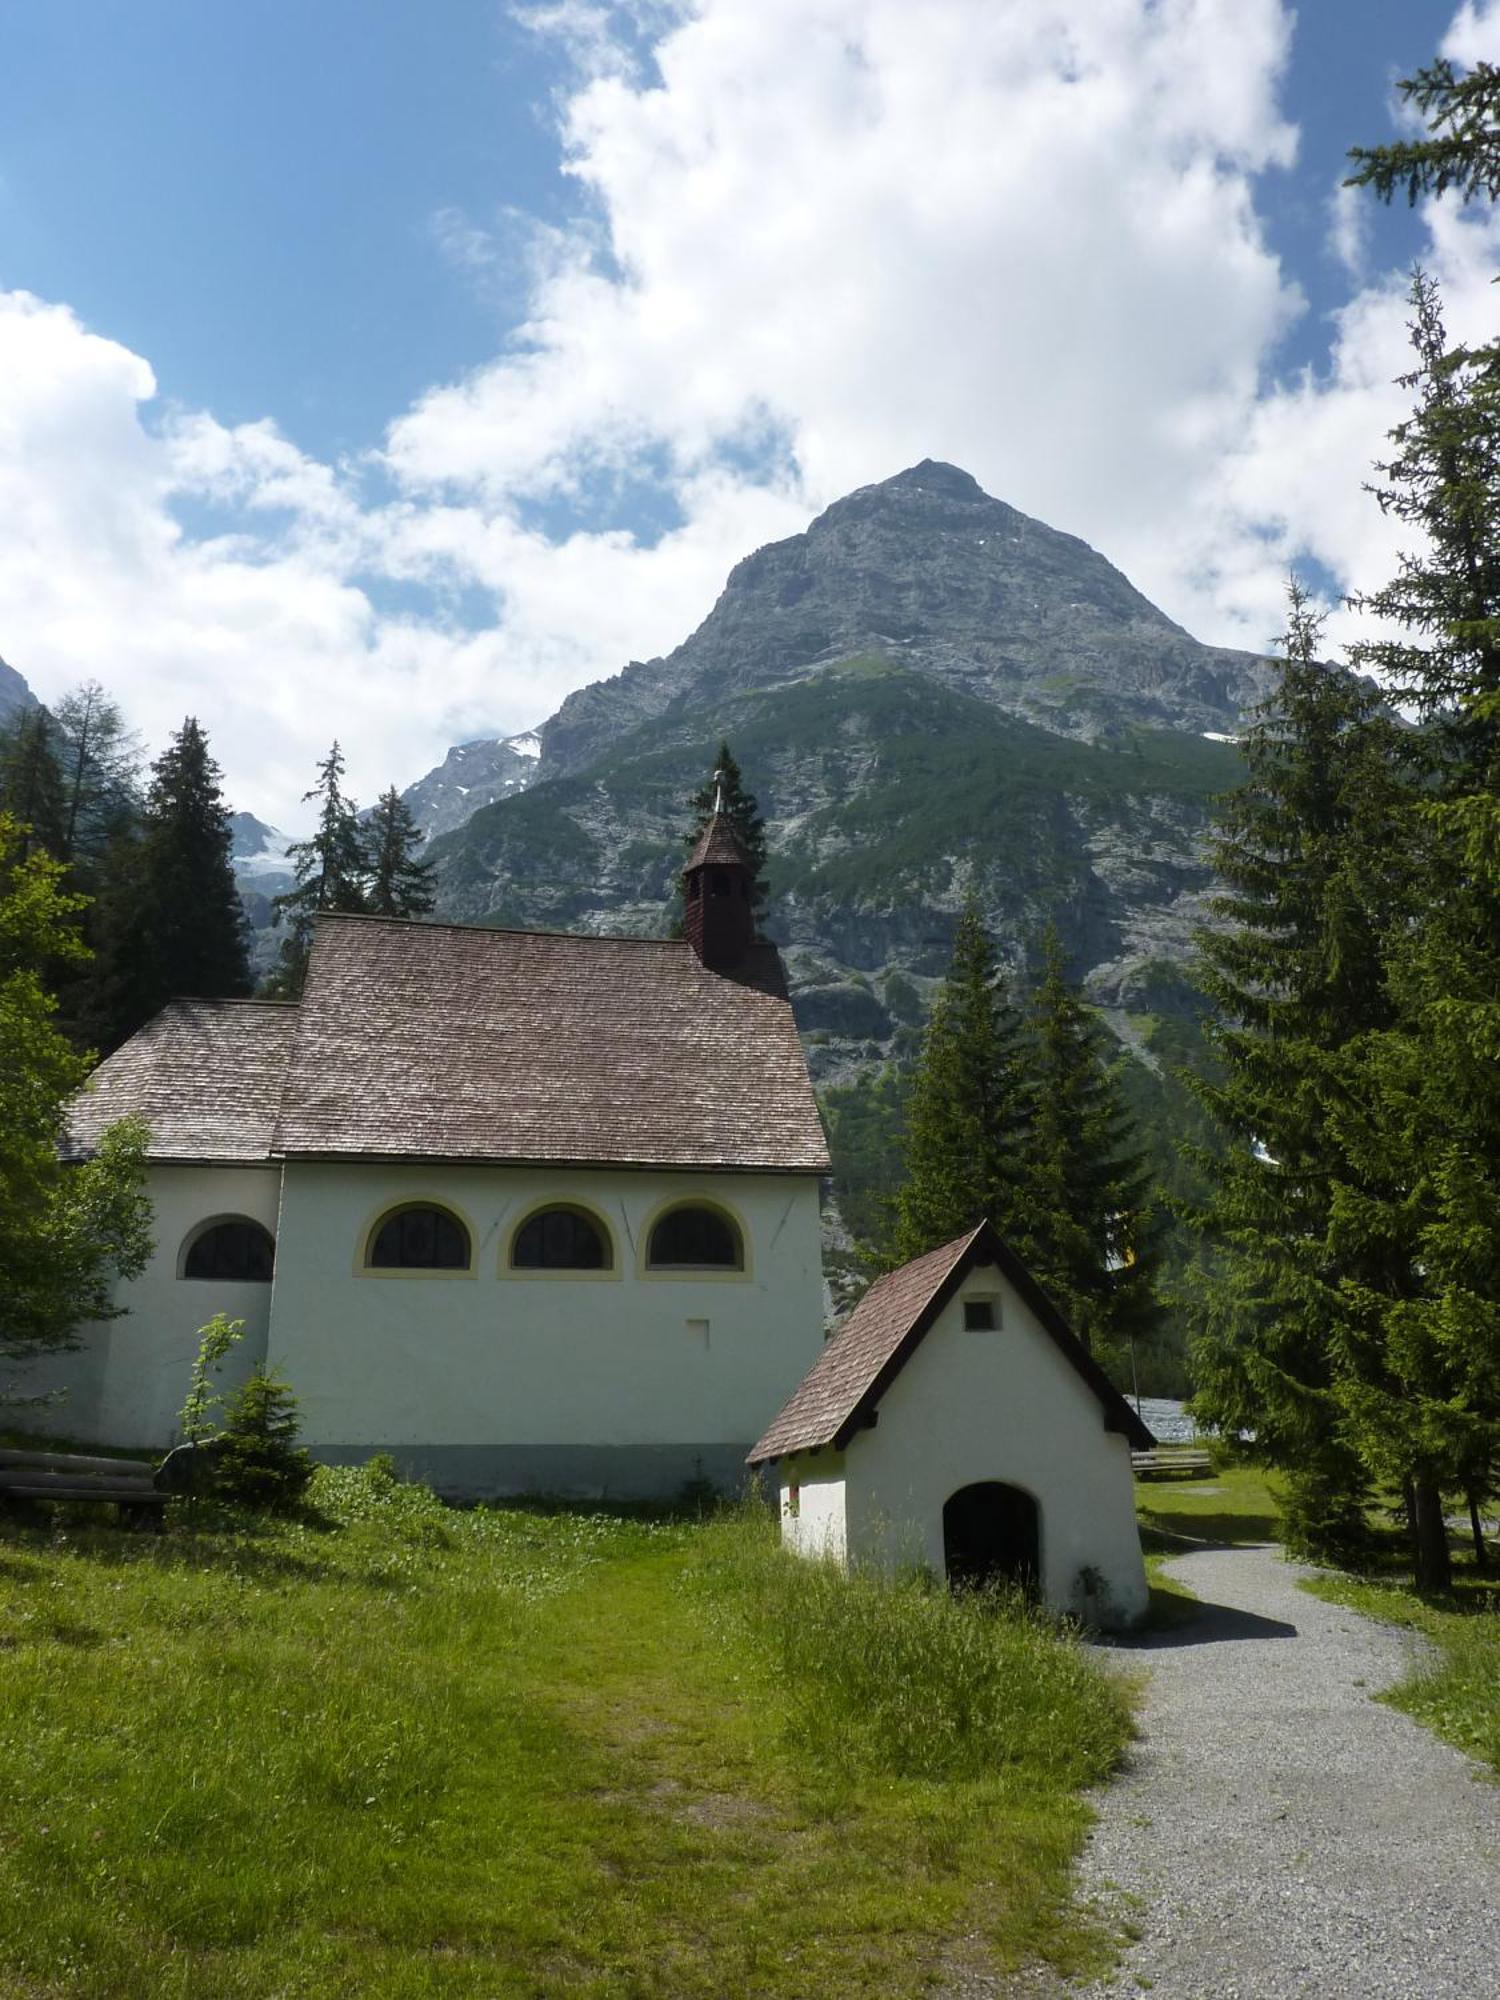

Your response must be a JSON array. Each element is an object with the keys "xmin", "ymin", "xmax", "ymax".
[{"xmin": 684, "ymin": 810, "xmax": 752, "ymax": 874}]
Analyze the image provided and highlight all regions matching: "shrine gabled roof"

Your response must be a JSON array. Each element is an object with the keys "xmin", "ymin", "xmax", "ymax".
[{"xmin": 747, "ymin": 1220, "xmax": 1154, "ymax": 1461}]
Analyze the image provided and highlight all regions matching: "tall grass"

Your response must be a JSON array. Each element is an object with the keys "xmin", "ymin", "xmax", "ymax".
[{"xmin": 693, "ymin": 1507, "xmax": 1131, "ymax": 1788}]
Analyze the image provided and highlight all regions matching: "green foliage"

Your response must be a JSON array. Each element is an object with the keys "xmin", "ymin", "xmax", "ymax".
[
  {"xmin": 0, "ymin": 708, "xmax": 66, "ymax": 861},
  {"xmin": 177, "ymin": 1312, "xmax": 246, "ymax": 1447},
  {"xmin": 0, "ymin": 815, "xmax": 152, "ymax": 1364},
  {"xmin": 887, "ymin": 897, "xmax": 1034, "ymax": 1265},
  {"xmin": 49, "ymin": 680, "xmax": 141, "ymax": 871},
  {"xmin": 821, "ymin": 1063, "xmax": 910, "ymax": 1250},
  {"xmin": 214, "ymin": 1370, "xmax": 314, "ymax": 1512},
  {"xmin": 1279, "ymin": 1458, "xmax": 1376, "ymax": 1570},
  {"xmin": 1185, "ymin": 581, "xmax": 1413, "ymax": 1565},
  {"xmin": 1346, "ymin": 57, "xmax": 1500, "ymax": 207},
  {"xmin": 268, "ymin": 741, "xmax": 370, "ymax": 997},
  {"xmin": 366, "ymin": 785, "xmax": 436, "ymax": 918},
  {"xmin": 87, "ymin": 717, "xmax": 252, "ymax": 1050},
  {"xmin": 1022, "ymin": 924, "xmax": 1162, "ymax": 1374}
]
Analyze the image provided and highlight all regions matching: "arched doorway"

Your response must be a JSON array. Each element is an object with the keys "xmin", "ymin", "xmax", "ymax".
[{"xmin": 942, "ymin": 1482, "xmax": 1040, "ymax": 1596}]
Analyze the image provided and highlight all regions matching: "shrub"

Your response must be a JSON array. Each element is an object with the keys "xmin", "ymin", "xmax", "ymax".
[
  {"xmin": 211, "ymin": 1369, "xmax": 314, "ymax": 1512},
  {"xmin": 1280, "ymin": 1458, "xmax": 1374, "ymax": 1569}
]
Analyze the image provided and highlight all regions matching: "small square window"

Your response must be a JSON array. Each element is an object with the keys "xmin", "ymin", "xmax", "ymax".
[{"xmin": 963, "ymin": 1298, "xmax": 998, "ymax": 1331}]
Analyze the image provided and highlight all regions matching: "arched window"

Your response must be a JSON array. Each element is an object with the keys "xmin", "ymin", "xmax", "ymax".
[
  {"xmin": 511, "ymin": 1206, "xmax": 611, "ymax": 1271},
  {"xmin": 367, "ymin": 1205, "xmax": 470, "ymax": 1271},
  {"xmin": 182, "ymin": 1218, "xmax": 275, "ymax": 1282},
  {"xmin": 646, "ymin": 1204, "xmax": 743, "ymax": 1270}
]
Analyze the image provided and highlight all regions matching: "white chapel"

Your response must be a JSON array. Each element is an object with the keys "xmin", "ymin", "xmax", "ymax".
[{"xmin": 20, "ymin": 816, "xmax": 831, "ymax": 1498}]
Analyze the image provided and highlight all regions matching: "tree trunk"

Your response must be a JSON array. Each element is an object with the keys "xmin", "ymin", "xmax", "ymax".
[
  {"xmin": 1468, "ymin": 1489, "xmax": 1489, "ymax": 1571},
  {"xmin": 1411, "ymin": 1473, "xmax": 1453, "ymax": 1594}
]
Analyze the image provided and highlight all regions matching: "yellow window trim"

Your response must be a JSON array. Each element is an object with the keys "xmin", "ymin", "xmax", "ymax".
[
  {"xmin": 636, "ymin": 1195, "xmax": 752, "ymax": 1282},
  {"xmin": 503, "ymin": 1200, "xmax": 620, "ymax": 1280},
  {"xmin": 356, "ymin": 1196, "xmax": 479, "ymax": 1279}
]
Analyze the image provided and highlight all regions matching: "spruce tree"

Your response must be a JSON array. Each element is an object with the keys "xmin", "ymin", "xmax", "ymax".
[
  {"xmin": 1186, "ymin": 583, "xmax": 1416, "ymax": 1567},
  {"xmin": 366, "ymin": 786, "xmax": 436, "ymax": 918},
  {"xmin": 1346, "ymin": 56, "xmax": 1500, "ymax": 207},
  {"xmin": 1327, "ymin": 278, "xmax": 1500, "ymax": 1588},
  {"xmin": 0, "ymin": 709, "xmax": 66, "ymax": 861},
  {"xmin": 267, "ymin": 743, "xmax": 369, "ymax": 998},
  {"xmin": 91, "ymin": 718, "xmax": 252, "ymax": 1047},
  {"xmin": 887, "ymin": 899, "xmax": 1033, "ymax": 1264},
  {"xmin": 685, "ymin": 742, "xmax": 768, "ymax": 911},
  {"xmin": 1023, "ymin": 925, "xmax": 1161, "ymax": 1374}
]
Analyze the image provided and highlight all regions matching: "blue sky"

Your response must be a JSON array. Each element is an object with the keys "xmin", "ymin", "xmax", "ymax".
[{"xmin": 0, "ymin": 0, "xmax": 1494, "ymax": 822}]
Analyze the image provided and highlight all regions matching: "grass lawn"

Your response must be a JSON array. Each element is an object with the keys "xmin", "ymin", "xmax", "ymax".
[
  {"xmin": 0, "ymin": 1468, "xmax": 1133, "ymax": 1997},
  {"xmin": 1130, "ymin": 1462, "xmax": 1284, "ymax": 1623},
  {"xmin": 1298, "ymin": 1507, "xmax": 1500, "ymax": 1781}
]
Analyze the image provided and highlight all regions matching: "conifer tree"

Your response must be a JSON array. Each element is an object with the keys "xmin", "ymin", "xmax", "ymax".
[
  {"xmin": 366, "ymin": 786, "xmax": 436, "ymax": 918},
  {"xmin": 1327, "ymin": 276, "xmax": 1500, "ymax": 1588},
  {"xmin": 887, "ymin": 899, "xmax": 1033, "ymax": 1264},
  {"xmin": 0, "ymin": 709, "xmax": 67, "ymax": 861},
  {"xmin": 91, "ymin": 718, "xmax": 252, "ymax": 1048},
  {"xmin": 50, "ymin": 681, "xmax": 141, "ymax": 869},
  {"xmin": 1023, "ymin": 925, "xmax": 1160, "ymax": 1373},
  {"xmin": 685, "ymin": 742, "xmax": 768, "ymax": 911},
  {"xmin": 1346, "ymin": 56, "xmax": 1500, "ymax": 207},
  {"xmin": 267, "ymin": 743, "xmax": 369, "ymax": 998},
  {"xmin": 1186, "ymin": 583, "xmax": 1417, "ymax": 1566}
]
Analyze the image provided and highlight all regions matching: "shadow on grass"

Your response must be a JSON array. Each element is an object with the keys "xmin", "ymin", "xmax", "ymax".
[
  {"xmin": 1138, "ymin": 1513, "xmax": 1280, "ymax": 1552},
  {"xmin": 0, "ymin": 1516, "xmax": 340, "ymax": 1586}
]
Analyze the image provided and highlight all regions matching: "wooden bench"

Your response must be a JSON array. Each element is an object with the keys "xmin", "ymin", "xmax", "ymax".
[
  {"xmin": 0, "ymin": 1448, "xmax": 169, "ymax": 1528},
  {"xmin": 1132, "ymin": 1447, "xmax": 1214, "ymax": 1481}
]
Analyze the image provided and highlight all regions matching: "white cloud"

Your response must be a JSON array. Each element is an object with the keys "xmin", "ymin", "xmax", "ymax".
[
  {"xmin": 1444, "ymin": 1, "xmax": 1500, "ymax": 66},
  {"xmin": 0, "ymin": 0, "xmax": 1494, "ymax": 827}
]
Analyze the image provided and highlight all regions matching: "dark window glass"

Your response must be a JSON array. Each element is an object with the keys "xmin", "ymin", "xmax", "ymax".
[
  {"xmin": 963, "ymin": 1299, "xmax": 997, "ymax": 1331},
  {"xmin": 183, "ymin": 1219, "xmax": 275, "ymax": 1282},
  {"xmin": 710, "ymin": 869, "xmax": 730, "ymax": 898},
  {"xmin": 647, "ymin": 1206, "xmax": 741, "ymax": 1269},
  {"xmin": 369, "ymin": 1206, "xmax": 469, "ymax": 1270},
  {"xmin": 512, "ymin": 1207, "xmax": 609, "ymax": 1270}
]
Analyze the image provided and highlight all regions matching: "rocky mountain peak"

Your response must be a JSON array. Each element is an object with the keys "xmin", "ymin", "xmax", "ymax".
[{"xmin": 537, "ymin": 462, "xmax": 1273, "ymax": 778}]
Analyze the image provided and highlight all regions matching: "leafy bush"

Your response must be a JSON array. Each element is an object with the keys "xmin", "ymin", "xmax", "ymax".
[{"xmin": 211, "ymin": 1369, "xmax": 314, "ymax": 1512}]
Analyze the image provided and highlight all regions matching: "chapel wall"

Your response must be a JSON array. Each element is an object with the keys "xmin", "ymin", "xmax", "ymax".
[
  {"xmin": 6, "ymin": 1163, "xmax": 281, "ymax": 1448},
  {"xmin": 266, "ymin": 1161, "xmax": 826, "ymax": 1498}
]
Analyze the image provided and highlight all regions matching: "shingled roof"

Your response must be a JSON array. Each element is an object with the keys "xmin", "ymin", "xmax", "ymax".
[
  {"xmin": 685, "ymin": 811, "xmax": 752, "ymax": 872},
  {"xmin": 65, "ymin": 1000, "xmax": 298, "ymax": 1163},
  {"xmin": 268, "ymin": 914, "xmax": 829, "ymax": 1171},
  {"xmin": 748, "ymin": 1220, "xmax": 1154, "ymax": 1462}
]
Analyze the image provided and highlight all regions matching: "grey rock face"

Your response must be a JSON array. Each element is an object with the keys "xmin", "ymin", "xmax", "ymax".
[
  {"xmin": 538, "ymin": 461, "xmax": 1275, "ymax": 778},
  {"xmin": 400, "ymin": 732, "xmax": 541, "ymax": 844},
  {"xmin": 0, "ymin": 655, "xmax": 36, "ymax": 722}
]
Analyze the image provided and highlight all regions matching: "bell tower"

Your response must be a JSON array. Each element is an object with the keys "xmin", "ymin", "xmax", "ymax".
[{"xmin": 682, "ymin": 779, "xmax": 756, "ymax": 971}]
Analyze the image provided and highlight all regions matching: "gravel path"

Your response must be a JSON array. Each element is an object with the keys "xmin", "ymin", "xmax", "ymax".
[{"xmin": 1068, "ymin": 1543, "xmax": 1500, "ymax": 1999}]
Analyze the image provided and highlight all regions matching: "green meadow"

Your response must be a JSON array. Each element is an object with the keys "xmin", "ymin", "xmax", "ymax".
[{"xmin": 0, "ymin": 1469, "xmax": 1132, "ymax": 1998}]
